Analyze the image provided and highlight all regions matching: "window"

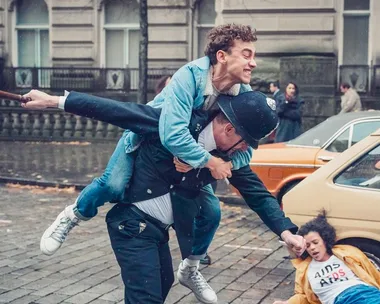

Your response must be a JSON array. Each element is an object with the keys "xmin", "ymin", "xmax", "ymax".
[
  {"xmin": 340, "ymin": 0, "xmax": 370, "ymax": 92},
  {"xmin": 196, "ymin": 0, "xmax": 216, "ymax": 58},
  {"xmin": 104, "ymin": 0, "xmax": 139, "ymax": 69},
  {"xmin": 103, "ymin": 0, "xmax": 139, "ymax": 90},
  {"xmin": 351, "ymin": 120, "xmax": 380, "ymax": 145},
  {"xmin": 326, "ymin": 128, "xmax": 350, "ymax": 153},
  {"xmin": 344, "ymin": 0, "xmax": 370, "ymax": 10},
  {"xmin": 335, "ymin": 144, "xmax": 380, "ymax": 190},
  {"xmin": 326, "ymin": 120, "xmax": 380, "ymax": 153},
  {"xmin": 16, "ymin": 0, "xmax": 49, "ymax": 67}
]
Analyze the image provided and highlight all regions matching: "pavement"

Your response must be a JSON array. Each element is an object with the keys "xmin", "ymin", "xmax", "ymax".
[
  {"xmin": 0, "ymin": 141, "xmax": 295, "ymax": 304},
  {"xmin": 0, "ymin": 141, "xmax": 239, "ymax": 202}
]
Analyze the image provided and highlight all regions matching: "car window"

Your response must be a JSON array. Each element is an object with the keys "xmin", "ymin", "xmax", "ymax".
[
  {"xmin": 335, "ymin": 144, "xmax": 380, "ymax": 190},
  {"xmin": 352, "ymin": 121, "xmax": 380, "ymax": 146},
  {"xmin": 325, "ymin": 128, "xmax": 350, "ymax": 153}
]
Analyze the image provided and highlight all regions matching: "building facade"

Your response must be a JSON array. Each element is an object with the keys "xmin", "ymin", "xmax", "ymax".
[{"xmin": 0, "ymin": 0, "xmax": 378, "ymax": 97}]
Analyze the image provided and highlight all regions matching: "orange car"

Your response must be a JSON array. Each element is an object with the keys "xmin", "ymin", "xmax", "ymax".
[{"xmin": 248, "ymin": 111, "xmax": 380, "ymax": 203}]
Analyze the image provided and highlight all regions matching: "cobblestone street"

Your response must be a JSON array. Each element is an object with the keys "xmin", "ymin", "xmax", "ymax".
[{"xmin": 0, "ymin": 184, "xmax": 295, "ymax": 304}]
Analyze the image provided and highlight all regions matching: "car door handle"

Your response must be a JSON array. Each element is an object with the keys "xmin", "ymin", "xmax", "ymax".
[{"xmin": 317, "ymin": 156, "xmax": 334, "ymax": 162}]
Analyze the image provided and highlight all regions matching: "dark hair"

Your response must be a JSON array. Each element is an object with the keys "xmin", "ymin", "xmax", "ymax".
[
  {"xmin": 215, "ymin": 111, "xmax": 229, "ymax": 123},
  {"xmin": 154, "ymin": 75, "xmax": 171, "ymax": 95},
  {"xmin": 298, "ymin": 210, "xmax": 336, "ymax": 258},
  {"xmin": 204, "ymin": 24, "xmax": 257, "ymax": 65},
  {"xmin": 270, "ymin": 81, "xmax": 280, "ymax": 89},
  {"xmin": 286, "ymin": 81, "xmax": 299, "ymax": 96},
  {"xmin": 340, "ymin": 82, "xmax": 351, "ymax": 89}
]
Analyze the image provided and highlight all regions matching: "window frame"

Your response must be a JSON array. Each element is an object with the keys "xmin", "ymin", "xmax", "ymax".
[
  {"xmin": 338, "ymin": 0, "xmax": 372, "ymax": 91},
  {"xmin": 13, "ymin": 1, "xmax": 50, "ymax": 68},
  {"xmin": 333, "ymin": 143, "xmax": 380, "ymax": 192},
  {"xmin": 323, "ymin": 118, "xmax": 380, "ymax": 152},
  {"xmin": 192, "ymin": 0, "xmax": 216, "ymax": 60},
  {"xmin": 99, "ymin": 2, "xmax": 139, "ymax": 68}
]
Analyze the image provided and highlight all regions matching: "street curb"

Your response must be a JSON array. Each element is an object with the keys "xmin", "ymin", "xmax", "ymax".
[
  {"xmin": 0, "ymin": 177, "xmax": 86, "ymax": 191},
  {"xmin": 0, "ymin": 177, "xmax": 246, "ymax": 206}
]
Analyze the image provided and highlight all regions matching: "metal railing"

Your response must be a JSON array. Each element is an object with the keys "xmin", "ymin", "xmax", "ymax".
[{"xmin": 2, "ymin": 67, "xmax": 177, "ymax": 93}]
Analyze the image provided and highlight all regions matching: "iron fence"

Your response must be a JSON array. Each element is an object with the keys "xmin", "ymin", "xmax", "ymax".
[{"xmin": 2, "ymin": 67, "xmax": 177, "ymax": 93}]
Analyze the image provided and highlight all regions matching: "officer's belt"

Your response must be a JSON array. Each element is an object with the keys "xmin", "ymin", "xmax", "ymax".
[{"xmin": 129, "ymin": 205, "xmax": 172, "ymax": 231}]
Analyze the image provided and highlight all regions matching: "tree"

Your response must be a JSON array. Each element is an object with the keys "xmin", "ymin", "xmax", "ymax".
[{"xmin": 138, "ymin": 0, "xmax": 148, "ymax": 104}]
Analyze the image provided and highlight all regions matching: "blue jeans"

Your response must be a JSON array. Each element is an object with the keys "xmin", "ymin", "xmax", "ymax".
[
  {"xmin": 191, "ymin": 184, "xmax": 221, "ymax": 258},
  {"xmin": 334, "ymin": 284, "xmax": 380, "ymax": 304},
  {"xmin": 106, "ymin": 203, "xmax": 174, "ymax": 303},
  {"xmin": 75, "ymin": 132, "xmax": 220, "ymax": 258},
  {"xmin": 75, "ymin": 132, "xmax": 134, "ymax": 219}
]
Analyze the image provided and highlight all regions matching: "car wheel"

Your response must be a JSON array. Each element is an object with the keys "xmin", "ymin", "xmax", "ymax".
[
  {"xmin": 338, "ymin": 238, "xmax": 380, "ymax": 271},
  {"xmin": 278, "ymin": 180, "xmax": 301, "ymax": 206}
]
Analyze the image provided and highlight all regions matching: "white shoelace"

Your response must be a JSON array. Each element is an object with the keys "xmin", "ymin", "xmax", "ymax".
[
  {"xmin": 189, "ymin": 269, "xmax": 211, "ymax": 292},
  {"xmin": 51, "ymin": 217, "xmax": 78, "ymax": 243}
]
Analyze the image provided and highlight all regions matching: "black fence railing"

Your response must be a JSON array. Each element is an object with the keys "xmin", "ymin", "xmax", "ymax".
[
  {"xmin": 2, "ymin": 67, "xmax": 177, "ymax": 93},
  {"xmin": 339, "ymin": 64, "xmax": 380, "ymax": 96}
]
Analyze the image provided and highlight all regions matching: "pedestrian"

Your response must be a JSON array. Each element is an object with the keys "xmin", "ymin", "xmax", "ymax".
[
  {"xmin": 154, "ymin": 75, "xmax": 171, "ymax": 95},
  {"xmin": 275, "ymin": 81, "xmax": 304, "ymax": 143},
  {"xmin": 269, "ymin": 80, "xmax": 281, "ymax": 102},
  {"xmin": 264, "ymin": 80, "xmax": 282, "ymax": 144},
  {"xmin": 25, "ymin": 23, "xmax": 260, "ymax": 303},
  {"xmin": 273, "ymin": 210, "xmax": 380, "ymax": 304},
  {"xmin": 23, "ymin": 89, "xmax": 306, "ymax": 304},
  {"xmin": 339, "ymin": 82, "xmax": 362, "ymax": 114}
]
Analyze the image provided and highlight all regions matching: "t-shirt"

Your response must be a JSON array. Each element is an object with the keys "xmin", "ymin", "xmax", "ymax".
[{"xmin": 307, "ymin": 255, "xmax": 367, "ymax": 304}]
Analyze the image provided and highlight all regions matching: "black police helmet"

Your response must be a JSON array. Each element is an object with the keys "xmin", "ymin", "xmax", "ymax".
[{"xmin": 217, "ymin": 91, "xmax": 278, "ymax": 149}]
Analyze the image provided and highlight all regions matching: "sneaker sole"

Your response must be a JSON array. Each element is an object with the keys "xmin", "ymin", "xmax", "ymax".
[{"xmin": 178, "ymin": 278, "xmax": 217, "ymax": 304}]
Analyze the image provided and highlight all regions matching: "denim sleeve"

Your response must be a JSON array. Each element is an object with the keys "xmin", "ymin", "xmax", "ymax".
[
  {"xmin": 159, "ymin": 66, "xmax": 211, "ymax": 168},
  {"xmin": 231, "ymin": 147, "xmax": 253, "ymax": 170}
]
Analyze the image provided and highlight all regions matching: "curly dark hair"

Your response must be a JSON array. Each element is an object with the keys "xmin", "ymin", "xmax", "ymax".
[
  {"xmin": 204, "ymin": 24, "xmax": 257, "ymax": 65},
  {"xmin": 298, "ymin": 210, "xmax": 336, "ymax": 258}
]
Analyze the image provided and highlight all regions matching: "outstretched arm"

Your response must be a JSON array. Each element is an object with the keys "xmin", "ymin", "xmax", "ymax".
[
  {"xmin": 229, "ymin": 165, "xmax": 306, "ymax": 256},
  {"xmin": 22, "ymin": 90, "xmax": 161, "ymax": 135}
]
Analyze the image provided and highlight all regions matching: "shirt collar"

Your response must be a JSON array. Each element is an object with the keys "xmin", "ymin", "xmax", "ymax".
[
  {"xmin": 204, "ymin": 67, "xmax": 241, "ymax": 97},
  {"xmin": 198, "ymin": 121, "xmax": 216, "ymax": 152}
]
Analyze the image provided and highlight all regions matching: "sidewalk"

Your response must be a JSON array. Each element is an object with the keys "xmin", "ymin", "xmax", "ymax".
[{"xmin": 0, "ymin": 184, "xmax": 295, "ymax": 304}]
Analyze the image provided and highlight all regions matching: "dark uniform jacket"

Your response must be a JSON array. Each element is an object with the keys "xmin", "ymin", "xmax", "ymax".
[{"xmin": 65, "ymin": 92, "xmax": 298, "ymax": 257}]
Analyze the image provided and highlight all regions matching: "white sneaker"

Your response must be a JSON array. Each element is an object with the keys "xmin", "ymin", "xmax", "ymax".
[
  {"xmin": 40, "ymin": 204, "xmax": 80, "ymax": 255},
  {"xmin": 177, "ymin": 262, "xmax": 217, "ymax": 304}
]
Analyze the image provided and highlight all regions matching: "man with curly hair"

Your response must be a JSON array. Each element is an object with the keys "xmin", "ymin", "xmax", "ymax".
[
  {"xmin": 273, "ymin": 211, "xmax": 380, "ymax": 304},
  {"xmin": 34, "ymin": 24, "xmax": 305, "ymax": 303}
]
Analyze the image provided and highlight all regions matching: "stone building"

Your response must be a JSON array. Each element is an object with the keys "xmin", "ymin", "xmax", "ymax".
[{"xmin": 0, "ymin": 0, "xmax": 378, "ymax": 122}]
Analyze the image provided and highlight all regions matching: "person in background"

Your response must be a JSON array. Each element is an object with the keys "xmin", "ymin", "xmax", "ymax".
[
  {"xmin": 155, "ymin": 75, "xmax": 172, "ymax": 95},
  {"xmin": 265, "ymin": 80, "xmax": 282, "ymax": 144},
  {"xmin": 339, "ymin": 82, "xmax": 362, "ymax": 114},
  {"xmin": 269, "ymin": 80, "xmax": 281, "ymax": 102},
  {"xmin": 273, "ymin": 210, "xmax": 380, "ymax": 304},
  {"xmin": 275, "ymin": 81, "xmax": 303, "ymax": 143}
]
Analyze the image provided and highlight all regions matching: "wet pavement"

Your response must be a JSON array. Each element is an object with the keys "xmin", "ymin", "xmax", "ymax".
[
  {"xmin": 0, "ymin": 140, "xmax": 295, "ymax": 303},
  {"xmin": 0, "ymin": 141, "xmax": 235, "ymax": 198},
  {"xmin": 0, "ymin": 141, "xmax": 117, "ymax": 187},
  {"xmin": 0, "ymin": 184, "xmax": 295, "ymax": 304}
]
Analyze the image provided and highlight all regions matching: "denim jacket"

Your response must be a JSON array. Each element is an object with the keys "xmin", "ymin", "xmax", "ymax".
[{"xmin": 124, "ymin": 56, "xmax": 253, "ymax": 170}]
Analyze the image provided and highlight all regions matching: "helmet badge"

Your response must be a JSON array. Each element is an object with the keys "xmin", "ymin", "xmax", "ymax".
[{"xmin": 266, "ymin": 98, "xmax": 276, "ymax": 111}]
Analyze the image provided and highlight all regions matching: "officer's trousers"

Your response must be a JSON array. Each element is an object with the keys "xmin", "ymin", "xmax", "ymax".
[{"xmin": 107, "ymin": 203, "xmax": 174, "ymax": 304}]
